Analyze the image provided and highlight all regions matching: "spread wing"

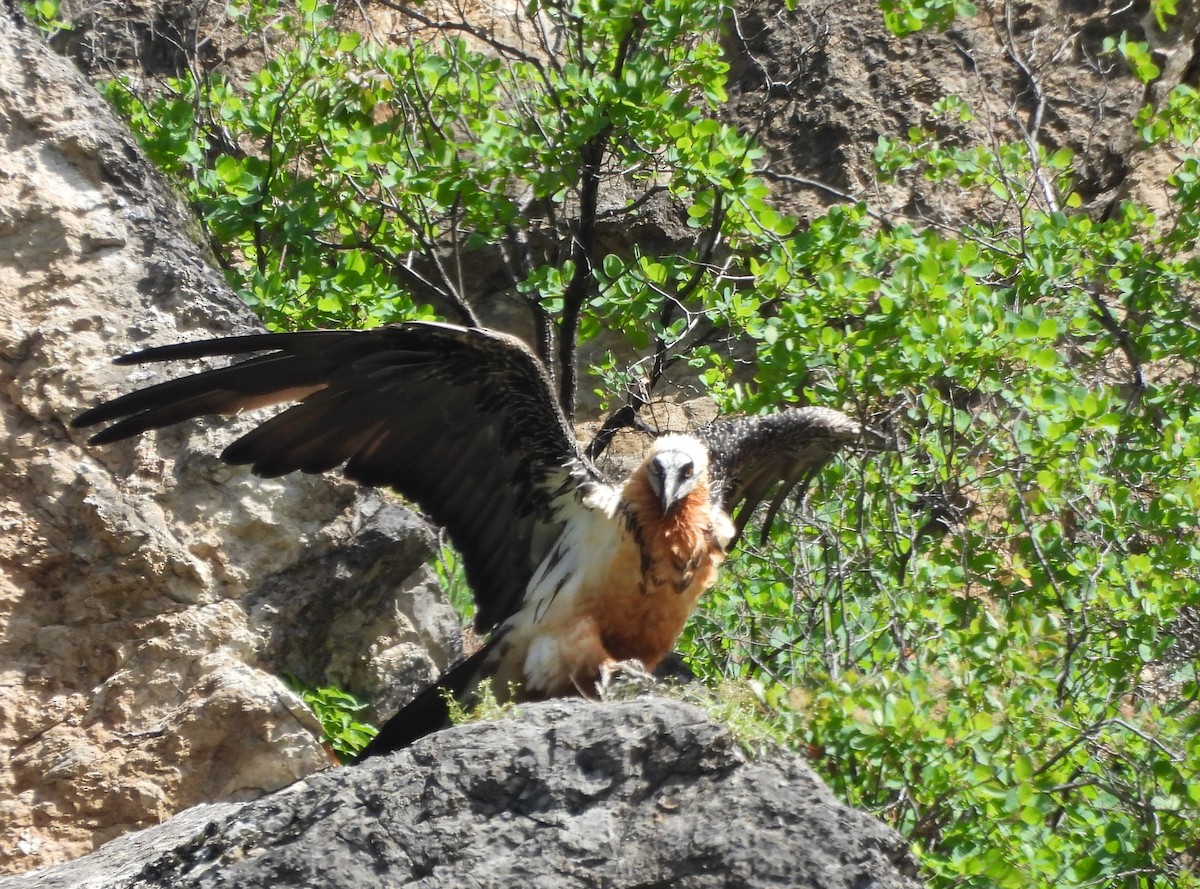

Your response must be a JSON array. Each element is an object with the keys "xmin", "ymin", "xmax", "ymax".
[
  {"xmin": 698, "ymin": 406, "xmax": 865, "ymax": 546},
  {"xmin": 73, "ymin": 321, "xmax": 603, "ymax": 632}
]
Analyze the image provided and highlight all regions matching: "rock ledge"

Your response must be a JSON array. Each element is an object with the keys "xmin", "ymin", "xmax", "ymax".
[{"xmin": 1, "ymin": 698, "xmax": 923, "ymax": 889}]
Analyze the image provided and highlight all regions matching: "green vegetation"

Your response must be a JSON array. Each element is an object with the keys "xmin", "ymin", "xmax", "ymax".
[
  {"xmin": 284, "ymin": 674, "xmax": 377, "ymax": 761},
  {"xmin": 20, "ymin": 0, "xmax": 71, "ymax": 36},
  {"xmin": 445, "ymin": 679, "xmax": 521, "ymax": 728},
  {"xmin": 75, "ymin": 0, "xmax": 1199, "ymax": 885}
]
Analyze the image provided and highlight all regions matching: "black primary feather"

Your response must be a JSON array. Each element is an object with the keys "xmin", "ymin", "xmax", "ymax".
[{"xmin": 354, "ymin": 639, "xmax": 499, "ymax": 759}]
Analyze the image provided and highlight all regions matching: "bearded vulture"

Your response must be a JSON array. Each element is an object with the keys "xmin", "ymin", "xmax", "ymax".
[{"xmin": 73, "ymin": 321, "xmax": 867, "ymax": 757}]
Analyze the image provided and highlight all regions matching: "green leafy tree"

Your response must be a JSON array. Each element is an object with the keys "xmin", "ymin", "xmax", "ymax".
[
  {"xmin": 681, "ymin": 12, "xmax": 1200, "ymax": 887},
  {"xmin": 101, "ymin": 0, "xmax": 781, "ymax": 423}
]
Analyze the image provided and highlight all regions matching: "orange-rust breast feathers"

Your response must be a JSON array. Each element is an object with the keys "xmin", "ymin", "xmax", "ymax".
[{"xmin": 590, "ymin": 459, "xmax": 729, "ymax": 670}]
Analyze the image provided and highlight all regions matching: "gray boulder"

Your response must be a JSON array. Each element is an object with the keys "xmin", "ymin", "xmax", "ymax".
[{"xmin": 0, "ymin": 699, "xmax": 924, "ymax": 889}]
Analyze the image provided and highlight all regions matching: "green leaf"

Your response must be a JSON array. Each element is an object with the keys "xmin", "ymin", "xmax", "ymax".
[{"xmin": 1030, "ymin": 346, "xmax": 1059, "ymax": 370}]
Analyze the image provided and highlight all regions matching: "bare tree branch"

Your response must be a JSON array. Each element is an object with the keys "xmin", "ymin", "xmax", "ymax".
[
  {"xmin": 1086, "ymin": 283, "xmax": 1146, "ymax": 401},
  {"xmin": 556, "ymin": 16, "xmax": 642, "ymax": 421}
]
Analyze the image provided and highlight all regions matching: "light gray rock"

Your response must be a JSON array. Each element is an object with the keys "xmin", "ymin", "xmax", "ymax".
[
  {"xmin": 0, "ymin": 15, "xmax": 460, "ymax": 874},
  {"xmin": 0, "ymin": 699, "xmax": 924, "ymax": 889}
]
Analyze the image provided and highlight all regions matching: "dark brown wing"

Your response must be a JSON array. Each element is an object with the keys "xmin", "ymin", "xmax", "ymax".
[
  {"xmin": 73, "ymin": 321, "xmax": 603, "ymax": 632},
  {"xmin": 698, "ymin": 406, "xmax": 865, "ymax": 546}
]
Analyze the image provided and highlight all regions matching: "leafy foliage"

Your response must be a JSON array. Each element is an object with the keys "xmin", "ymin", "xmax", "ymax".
[
  {"xmin": 682, "ymin": 80, "xmax": 1200, "ymax": 889},
  {"xmin": 19, "ymin": 0, "xmax": 71, "ymax": 35},
  {"xmin": 99, "ymin": 0, "xmax": 770, "ymax": 420},
  {"xmin": 877, "ymin": 0, "xmax": 976, "ymax": 36},
  {"xmin": 445, "ymin": 677, "xmax": 521, "ymax": 728},
  {"xmin": 95, "ymin": 1, "xmax": 1200, "ymax": 886},
  {"xmin": 284, "ymin": 674, "xmax": 377, "ymax": 761}
]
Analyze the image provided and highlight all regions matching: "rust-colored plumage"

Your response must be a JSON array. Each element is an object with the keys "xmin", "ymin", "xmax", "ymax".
[
  {"xmin": 603, "ymin": 459, "xmax": 728, "ymax": 669},
  {"xmin": 73, "ymin": 321, "xmax": 868, "ymax": 757}
]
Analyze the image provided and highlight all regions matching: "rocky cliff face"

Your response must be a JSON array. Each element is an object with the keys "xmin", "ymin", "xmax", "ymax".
[
  {"xmin": 0, "ymin": 700, "xmax": 923, "ymax": 889},
  {"xmin": 722, "ymin": 0, "xmax": 1171, "ymax": 226},
  {"xmin": 0, "ymin": 16, "xmax": 460, "ymax": 873}
]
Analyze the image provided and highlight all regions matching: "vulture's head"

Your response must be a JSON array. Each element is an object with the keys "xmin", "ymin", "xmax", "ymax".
[{"xmin": 644, "ymin": 434, "xmax": 710, "ymax": 515}]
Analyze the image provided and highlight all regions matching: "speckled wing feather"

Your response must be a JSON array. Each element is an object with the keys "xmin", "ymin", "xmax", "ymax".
[
  {"xmin": 697, "ymin": 407, "xmax": 864, "ymax": 546},
  {"xmin": 73, "ymin": 321, "xmax": 602, "ymax": 632}
]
